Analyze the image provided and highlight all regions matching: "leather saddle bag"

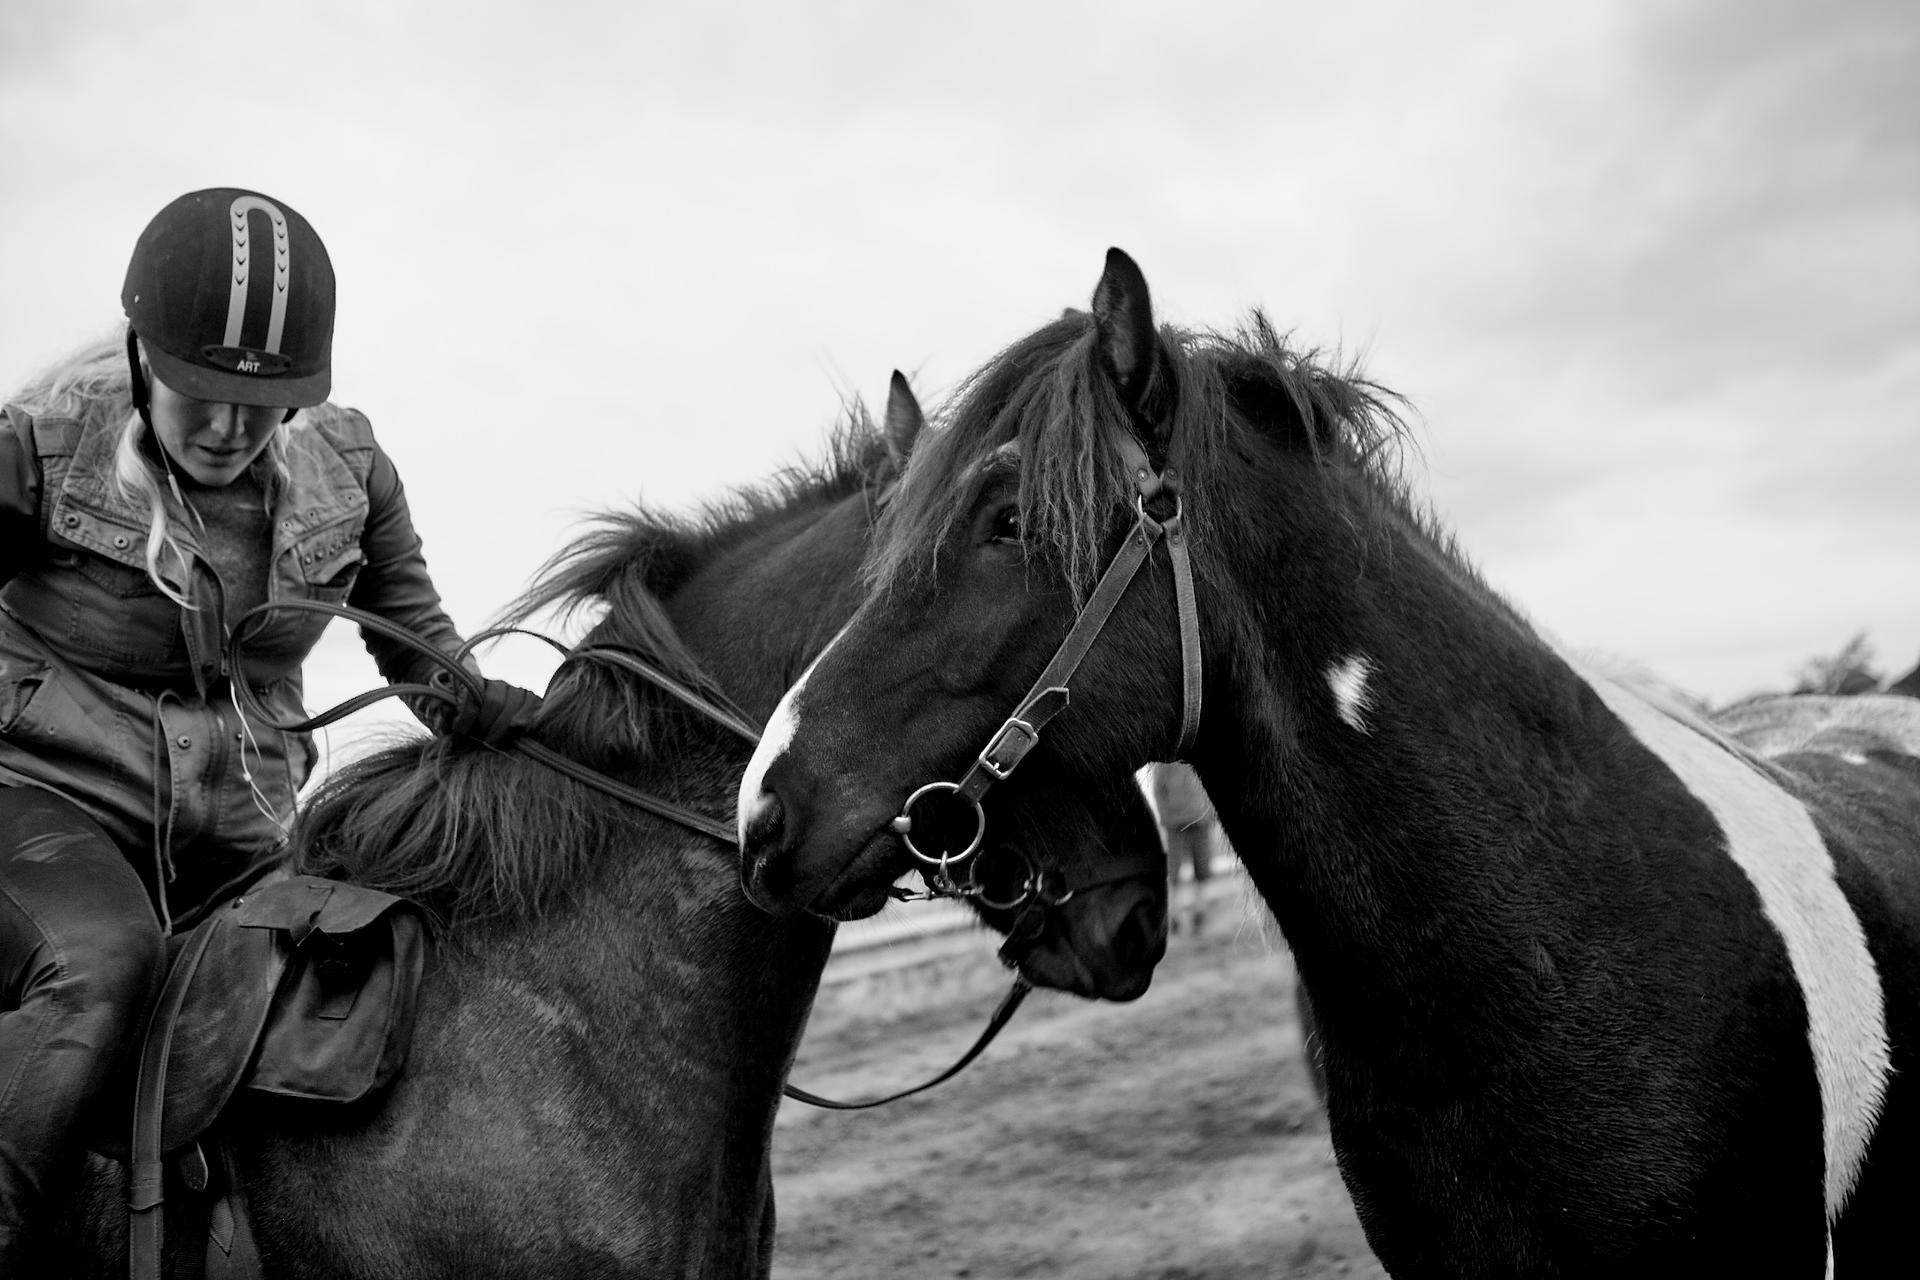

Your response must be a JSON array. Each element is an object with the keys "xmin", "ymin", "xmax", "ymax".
[
  {"xmin": 125, "ymin": 872, "xmax": 428, "ymax": 1280},
  {"xmin": 233, "ymin": 873, "xmax": 428, "ymax": 1104},
  {"xmin": 136, "ymin": 871, "xmax": 429, "ymax": 1156}
]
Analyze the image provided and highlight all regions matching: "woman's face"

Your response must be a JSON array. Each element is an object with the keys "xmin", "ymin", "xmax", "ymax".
[{"xmin": 145, "ymin": 363, "xmax": 283, "ymax": 487}]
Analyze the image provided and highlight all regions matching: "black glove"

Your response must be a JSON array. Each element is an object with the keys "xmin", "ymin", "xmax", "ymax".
[{"xmin": 416, "ymin": 670, "xmax": 544, "ymax": 746}]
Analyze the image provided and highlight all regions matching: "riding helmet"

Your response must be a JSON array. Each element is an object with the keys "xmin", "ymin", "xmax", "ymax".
[{"xmin": 121, "ymin": 187, "xmax": 334, "ymax": 408}]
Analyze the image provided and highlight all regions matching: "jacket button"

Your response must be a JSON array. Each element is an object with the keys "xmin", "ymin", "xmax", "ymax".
[
  {"xmin": 63, "ymin": 513, "xmax": 80, "ymax": 527},
  {"xmin": 112, "ymin": 535, "xmax": 130, "ymax": 549},
  {"xmin": 176, "ymin": 735, "xmax": 192, "ymax": 749}
]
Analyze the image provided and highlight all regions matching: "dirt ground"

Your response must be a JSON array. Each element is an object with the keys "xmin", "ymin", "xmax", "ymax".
[{"xmin": 771, "ymin": 890, "xmax": 1389, "ymax": 1280}]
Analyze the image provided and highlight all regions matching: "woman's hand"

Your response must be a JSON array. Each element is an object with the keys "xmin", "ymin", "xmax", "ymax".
[{"xmin": 412, "ymin": 669, "xmax": 544, "ymax": 746}]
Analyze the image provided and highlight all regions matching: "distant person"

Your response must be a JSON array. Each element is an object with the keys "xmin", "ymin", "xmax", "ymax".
[
  {"xmin": 0, "ymin": 187, "xmax": 516, "ymax": 1259},
  {"xmin": 1149, "ymin": 762, "xmax": 1219, "ymax": 914}
]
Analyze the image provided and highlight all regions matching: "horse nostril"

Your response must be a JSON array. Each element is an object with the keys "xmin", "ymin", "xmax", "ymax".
[
  {"xmin": 1121, "ymin": 898, "xmax": 1170, "ymax": 966},
  {"xmin": 740, "ymin": 789, "xmax": 786, "ymax": 854},
  {"xmin": 739, "ymin": 791, "xmax": 804, "ymax": 917}
]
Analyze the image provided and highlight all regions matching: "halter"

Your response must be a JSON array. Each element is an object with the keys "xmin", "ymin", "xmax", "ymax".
[{"xmin": 888, "ymin": 429, "xmax": 1204, "ymax": 898}]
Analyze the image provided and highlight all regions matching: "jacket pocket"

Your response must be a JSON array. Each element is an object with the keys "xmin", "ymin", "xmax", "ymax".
[
  {"xmin": 0, "ymin": 661, "xmax": 50, "ymax": 734},
  {"xmin": 294, "ymin": 518, "xmax": 368, "ymax": 603},
  {"xmin": 71, "ymin": 550, "xmax": 172, "ymax": 601},
  {"xmin": 0, "ymin": 657, "xmax": 114, "ymax": 766}
]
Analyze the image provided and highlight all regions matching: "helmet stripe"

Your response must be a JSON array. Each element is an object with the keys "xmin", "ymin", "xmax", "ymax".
[{"xmin": 223, "ymin": 194, "xmax": 292, "ymax": 355}]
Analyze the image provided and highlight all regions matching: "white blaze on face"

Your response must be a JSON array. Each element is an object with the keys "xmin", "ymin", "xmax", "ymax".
[
  {"xmin": 1327, "ymin": 654, "xmax": 1374, "ymax": 732},
  {"xmin": 736, "ymin": 621, "xmax": 854, "ymax": 842},
  {"xmin": 1571, "ymin": 657, "xmax": 1891, "ymax": 1223}
]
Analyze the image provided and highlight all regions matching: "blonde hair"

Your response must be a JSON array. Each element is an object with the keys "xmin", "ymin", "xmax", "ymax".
[{"xmin": 10, "ymin": 325, "xmax": 302, "ymax": 605}]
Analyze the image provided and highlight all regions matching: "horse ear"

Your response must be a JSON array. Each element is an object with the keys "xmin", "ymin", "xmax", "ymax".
[
  {"xmin": 1090, "ymin": 248, "xmax": 1173, "ymax": 446},
  {"xmin": 883, "ymin": 370, "xmax": 925, "ymax": 470}
]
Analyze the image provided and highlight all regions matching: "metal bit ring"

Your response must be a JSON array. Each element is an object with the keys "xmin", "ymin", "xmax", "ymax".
[{"xmin": 891, "ymin": 780, "xmax": 987, "ymax": 870}]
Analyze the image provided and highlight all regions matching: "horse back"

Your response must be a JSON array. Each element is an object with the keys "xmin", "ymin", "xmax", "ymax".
[{"xmin": 1765, "ymin": 741, "xmax": 1920, "ymax": 1267}]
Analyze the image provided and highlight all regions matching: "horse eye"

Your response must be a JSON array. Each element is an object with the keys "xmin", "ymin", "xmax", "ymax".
[{"xmin": 989, "ymin": 507, "xmax": 1022, "ymax": 545}]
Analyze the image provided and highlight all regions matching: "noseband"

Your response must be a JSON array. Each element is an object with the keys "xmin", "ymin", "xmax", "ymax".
[{"xmin": 889, "ymin": 429, "xmax": 1203, "ymax": 897}]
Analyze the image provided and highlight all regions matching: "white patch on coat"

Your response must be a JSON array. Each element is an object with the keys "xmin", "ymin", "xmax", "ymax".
[
  {"xmin": 736, "ymin": 621, "xmax": 852, "ymax": 842},
  {"xmin": 1326, "ymin": 654, "xmax": 1374, "ymax": 733},
  {"xmin": 1572, "ymin": 657, "xmax": 1891, "ymax": 1222}
]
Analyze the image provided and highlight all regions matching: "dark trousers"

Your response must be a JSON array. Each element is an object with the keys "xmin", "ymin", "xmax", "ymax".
[{"xmin": 0, "ymin": 785, "xmax": 164, "ymax": 1255}]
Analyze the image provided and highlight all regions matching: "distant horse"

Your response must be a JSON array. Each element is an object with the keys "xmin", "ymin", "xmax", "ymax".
[
  {"xmin": 1888, "ymin": 662, "xmax": 1920, "ymax": 699},
  {"xmin": 44, "ymin": 386, "xmax": 1167, "ymax": 1278},
  {"xmin": 1717, "ymin": 693, "xmax": 1920, "ymax": 761},
  {"xmin": 738, "ymin": 251, "xmax": 1920, "ymax": 1276}
]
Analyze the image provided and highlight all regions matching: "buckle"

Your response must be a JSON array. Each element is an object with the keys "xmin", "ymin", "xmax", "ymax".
[{"xmin": 979, "ymin": 717, "xmax": 1039, "ymax": 780}]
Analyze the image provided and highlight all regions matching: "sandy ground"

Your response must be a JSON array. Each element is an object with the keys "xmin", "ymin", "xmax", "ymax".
[{"xmin": 771, "ymin": 887, "xmax": 1390, "ymax": 1280}]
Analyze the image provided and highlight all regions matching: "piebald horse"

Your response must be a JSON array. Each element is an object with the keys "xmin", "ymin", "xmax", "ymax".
[{"xmin": 737, "ymin": 251, "xmax": 1920, "ymax": 1277}]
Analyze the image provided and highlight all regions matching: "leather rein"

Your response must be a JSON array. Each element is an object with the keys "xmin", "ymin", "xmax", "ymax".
[{"xmin": 224, "ymin": 601, "xmax": 1024, "ymax": 1110}]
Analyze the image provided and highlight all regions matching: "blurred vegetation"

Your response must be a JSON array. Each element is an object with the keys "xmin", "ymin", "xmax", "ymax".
[{"xmin": 1792, "ymin": 631, "xmax": 1884, "ymax": 696}]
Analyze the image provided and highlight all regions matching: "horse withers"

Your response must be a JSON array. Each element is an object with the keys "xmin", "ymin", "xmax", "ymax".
[
  {"xmin": 38, "ymin": 380, "xmax": 1163, "ymax": 1278},
  {"xmin": 738, "ymin": 251, "xmax": 1920, "ymax": 1276}
]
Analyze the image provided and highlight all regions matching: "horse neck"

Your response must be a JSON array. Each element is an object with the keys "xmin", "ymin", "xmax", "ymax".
[
  {"xmin": 668, "ymin": 495, "xmax": 874, "ymax": 721},
  {"xmin": 1189, "ymin": 496, "xmax": 1630, "ymax": 1026},
  {"xmin": 546, "ymin": 806, "xmax": 833, "ymax": 1074},
  {"xmin": 459, "ymin": 490, "xmax": 853, "ymax": 1161},
  {"xmin": 425, "ymin": 765, "xmax": 832, "ymax": 1172}
]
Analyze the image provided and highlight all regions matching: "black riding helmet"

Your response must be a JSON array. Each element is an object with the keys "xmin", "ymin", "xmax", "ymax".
[{"xmin": 121, "ymin": 188, "xmax": 335, "ymax": 411}]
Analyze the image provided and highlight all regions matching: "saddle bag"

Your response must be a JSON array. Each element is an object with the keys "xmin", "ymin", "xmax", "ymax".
[
  {"xmin": 134, "ymin": 872, "xmax": 429, "ymax": 1158},
  {"xmin": 127, "ymin": 873, "xmax": 428, "ymax": 1280},
  {"xmin": 236, "ymin": 873, "xmax": 429, "ymax": 1103}
]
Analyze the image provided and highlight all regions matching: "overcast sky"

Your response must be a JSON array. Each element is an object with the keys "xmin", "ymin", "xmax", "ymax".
[{"xmin": 3, "ymin": 0, "xmax": 1915, "ymax": 765}]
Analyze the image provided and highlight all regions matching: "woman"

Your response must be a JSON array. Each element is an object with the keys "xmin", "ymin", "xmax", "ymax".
[{"xmin": 0, "ymin": 187, "xmax": 472, "ymax": 1253}]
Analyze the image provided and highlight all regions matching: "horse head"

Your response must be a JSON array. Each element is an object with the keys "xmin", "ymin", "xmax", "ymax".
[
  {"xmin": 736, "ymin": 248, "xmax": 1415, "ymax": 950},
  {"xmin": 734, "ymin": 257, "xmax": 1257, "ymax": 992},
  {"xmin": 639, "ymin": 369, "xmax": 1168, "ymax": 1000}
]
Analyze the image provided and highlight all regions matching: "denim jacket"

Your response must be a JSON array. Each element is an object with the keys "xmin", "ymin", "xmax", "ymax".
[{"xmin": 0, "ymin": 403, "xmax": 464, "ymax": 917}]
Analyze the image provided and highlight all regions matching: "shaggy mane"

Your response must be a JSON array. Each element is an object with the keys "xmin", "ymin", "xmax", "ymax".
[
  {"xmin": 292, "ymin": 406, "xmax": 895, "ymax": 930},
  {"xmin": 864, "ymin": 310, "xmax": 1416, "ymax": 602}
]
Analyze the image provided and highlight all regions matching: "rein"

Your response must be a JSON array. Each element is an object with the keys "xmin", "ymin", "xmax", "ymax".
[
  {"xmin": 224, "ymin": 601, "xmax": 1033, "ymax": 1110},
  {"xmin": 889, "ymin": 430, "xmax": 1203, "ymax": 880},
  {"xmin": 228, "ymin": 602, "xmax": 746, "ymax": 845}
]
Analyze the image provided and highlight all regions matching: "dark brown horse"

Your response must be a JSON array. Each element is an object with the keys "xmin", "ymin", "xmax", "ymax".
[
  {"xmin": 45, "ymin": 385, "xmax": 1166, "ymax": 1277},
  {"xmin": 739, "ymin": 252, "xmax": 1920, "ymax": 1278}
]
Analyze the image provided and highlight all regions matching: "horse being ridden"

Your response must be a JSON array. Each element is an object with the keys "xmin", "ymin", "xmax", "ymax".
[
  {"xmin": 45, "ymin": 384, "xmax": 1166, "ymax": 1278},
  {"xmin": 737, "ymin": 250, "xmax": 1920, "ymax": 1277}
]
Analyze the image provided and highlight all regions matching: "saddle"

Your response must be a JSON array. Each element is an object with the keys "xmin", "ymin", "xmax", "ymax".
[{"xmin": 109, "ymin": 871, "xmax": 428, "ymax": 1280}]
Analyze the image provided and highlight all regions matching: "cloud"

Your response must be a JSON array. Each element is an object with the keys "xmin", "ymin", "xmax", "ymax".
[{"xmin": 3, "ymin": 0, "xmax": 1914, "ymax": 711}]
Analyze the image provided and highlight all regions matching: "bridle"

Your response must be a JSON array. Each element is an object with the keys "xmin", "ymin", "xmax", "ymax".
[{"xmin": 887, "ymin": 428, "xmax": 1203, "ymax": 906}]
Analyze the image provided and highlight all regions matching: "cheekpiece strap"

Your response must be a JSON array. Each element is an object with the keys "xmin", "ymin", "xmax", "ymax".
[{"xmin": 1113, "ymin": 429, "xmax": 1203, "ymax": 758}]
